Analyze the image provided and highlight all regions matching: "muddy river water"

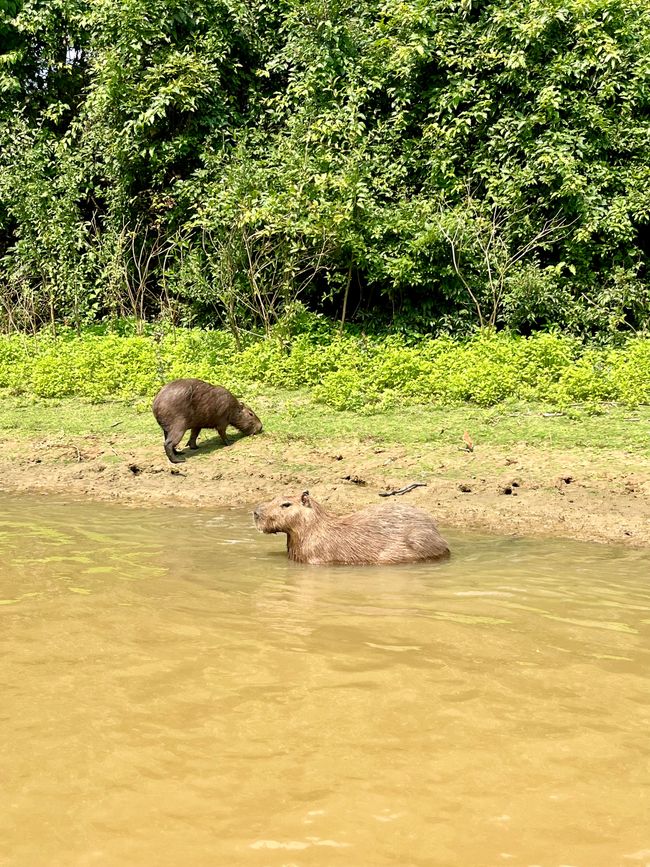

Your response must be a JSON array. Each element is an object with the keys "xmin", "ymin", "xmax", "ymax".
[{"xmin": 1, "ymin": 492, "xmax": 649, "ymax": 867}]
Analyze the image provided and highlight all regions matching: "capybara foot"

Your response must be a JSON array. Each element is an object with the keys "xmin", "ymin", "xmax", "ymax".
[{"xmin": 164, "ymin": 443, "xmax": 185, "ymax": 464}]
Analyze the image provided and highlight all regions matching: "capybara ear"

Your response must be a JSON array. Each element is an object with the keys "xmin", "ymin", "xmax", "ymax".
[{"xmin": 301, "ymin": 491, "xmax": 311, "ymax": 507}]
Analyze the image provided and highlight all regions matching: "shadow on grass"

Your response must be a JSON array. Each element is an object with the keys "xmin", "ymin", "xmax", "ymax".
[{"xmin": 172, "ymin": 430, "xmax": 254, "ymax": 461}]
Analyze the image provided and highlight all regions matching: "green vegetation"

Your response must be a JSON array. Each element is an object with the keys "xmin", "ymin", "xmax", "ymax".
[
  {"xmin": 2, "ymin": 389, "xmax": 649, "ymax": 457},
  {"xmin": 1, "ymin": 0, "xmax": 649, "ymax": 336},
  {"xmin": 0, "ymin": 326, "xmax": 648, "ymax": 410}
]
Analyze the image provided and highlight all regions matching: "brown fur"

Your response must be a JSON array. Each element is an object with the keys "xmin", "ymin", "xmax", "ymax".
[
  {"xmin": 152, "ymin": 378, "xmax": 262, "ymax": 463},
  {"xmin": 253, "ymin": 491, "xmax": 450, "ymax": 565}
]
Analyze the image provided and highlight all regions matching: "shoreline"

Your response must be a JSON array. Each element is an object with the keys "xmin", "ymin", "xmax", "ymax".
[{"xmin": 2, "ymin": 426, "xmax": 649, "ymax": 548}]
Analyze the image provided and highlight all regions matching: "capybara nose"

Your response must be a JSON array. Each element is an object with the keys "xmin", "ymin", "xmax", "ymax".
[{"xmin": 253, "ymin": 509, "xmax": 261, "ymax": 520}]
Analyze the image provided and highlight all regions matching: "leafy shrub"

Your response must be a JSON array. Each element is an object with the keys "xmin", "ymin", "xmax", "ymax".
[
  {"xmin": 0, "ymin": 327, "xmax": 649, "ymax": 410},
  {"xmin": 603, "ymin": 341, "xmax": 650, "ymax": 407}
]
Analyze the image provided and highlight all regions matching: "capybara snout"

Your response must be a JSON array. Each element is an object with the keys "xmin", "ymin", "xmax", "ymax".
[
  {"xmin": 152, "ymin": 378, "xmax": 263, "ymax": 463},
  {"xmin": 233, "ymin": 403, "xmax": 263, "ymax": 436},
  {"xmin": 253, "ymin": 502, "xmax": 285, "ymax": 534}
]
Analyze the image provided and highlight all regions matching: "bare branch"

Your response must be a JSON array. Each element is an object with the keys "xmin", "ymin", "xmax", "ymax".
[{"xmin": 438, "ymin": 187, "xmax": 576, "ymax": 327}]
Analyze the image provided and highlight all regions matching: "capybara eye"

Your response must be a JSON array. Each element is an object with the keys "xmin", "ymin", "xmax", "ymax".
[{"xmin": 281, "ymin": 502, "xmax": 292, "ymax": 508}]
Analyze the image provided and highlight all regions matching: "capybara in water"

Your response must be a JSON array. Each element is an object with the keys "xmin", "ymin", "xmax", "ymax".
[
  {"xmin": 152, "ymin": 378, "xmax": 263, "ymax": 464},
  {"xmin": 253, "ymin": 491, "xmax": 449, "ymax": 565}
]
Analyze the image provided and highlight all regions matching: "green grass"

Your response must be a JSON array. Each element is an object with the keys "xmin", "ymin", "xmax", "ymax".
[{"xmin": 2, "ymin": 388, "xmax": 648, "ymax": 455}]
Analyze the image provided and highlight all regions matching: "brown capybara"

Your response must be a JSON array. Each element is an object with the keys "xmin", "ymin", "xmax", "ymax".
[
  {"xmin": 253, "ymin": 491, "xmax": 449, "ymax": 565},
  {"xmin": 152, "ymin": 378, "xmax": 262, "ymax": 464}
]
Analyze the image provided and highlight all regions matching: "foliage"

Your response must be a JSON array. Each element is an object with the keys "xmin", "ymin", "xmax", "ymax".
[
  {"xmin": 0, "ymin": 327, "xmax": 648, "ymax": 410},
  {"xmin": 1, "ymin": 0, "xmax": 649, "ymax": 335}
]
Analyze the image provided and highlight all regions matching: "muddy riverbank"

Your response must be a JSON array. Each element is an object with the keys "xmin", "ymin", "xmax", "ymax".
[{"xmin": 1, "ymin": 425, "xmax": 648, "ymax": 547}]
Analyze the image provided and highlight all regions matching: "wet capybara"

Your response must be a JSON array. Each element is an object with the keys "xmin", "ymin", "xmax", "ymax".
[
  {"xmin": 253, "ymin": 491, "xmax": 450, "ymax": 565},
  {"xmin": 152, "ymin": 378, "xmax": 263, "ymax": 464}
]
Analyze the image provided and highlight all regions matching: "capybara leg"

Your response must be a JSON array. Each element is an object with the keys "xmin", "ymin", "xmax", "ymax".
[
  {"xmin": 188, "ymin": 428, "xmax": 201, "ymax": 449},
  {"xmin": 164, "ymin": 426, "xmax": 186, "ymax": 463},
  {"xmin": 217, "ymin": 427, "xmax": 231, "ymax": 446},
  {"xmin": 164, "ymin": 442, "xmax": 183, "ymax": 463}
]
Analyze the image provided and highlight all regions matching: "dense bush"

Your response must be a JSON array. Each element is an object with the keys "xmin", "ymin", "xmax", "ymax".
[
  {"xmin": 0, "ymin": 327, "xmax": 648, "ymax": 410},
  {"xmin": 1, "ymin": 0, "xmax": 649, "ymax": 335}
]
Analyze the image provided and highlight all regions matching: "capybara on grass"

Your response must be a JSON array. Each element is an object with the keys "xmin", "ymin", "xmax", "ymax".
[
  {"xmin": 153, "ymin": 378, "xmax": 263, "ymax": 464},
  {"xmin": 253, "ymin": 491, "xmax": 449, "ymax": 565}
]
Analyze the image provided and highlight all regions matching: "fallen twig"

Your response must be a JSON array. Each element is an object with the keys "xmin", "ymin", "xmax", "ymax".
[{"xmin": 378, "ymin": 483, "xmax": 427, "ymax": 497}]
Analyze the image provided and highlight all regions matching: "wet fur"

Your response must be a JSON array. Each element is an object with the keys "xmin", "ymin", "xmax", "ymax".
[
  {"xmin": 254, "ymin": 492, "xmax": 449, "ymax": 565},
  {"xmin": 152, "ymin": 378, "xmax": 262, "ymax": 464}
]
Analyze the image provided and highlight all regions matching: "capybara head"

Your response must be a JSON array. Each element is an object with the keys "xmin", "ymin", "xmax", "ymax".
[
  {"xmin": 231, "ymin": 402, "xmax": 263, "ymax": 436},
  {"xmin": 254, "ymin": 491, "xmax": 319, "ymax": 534}
]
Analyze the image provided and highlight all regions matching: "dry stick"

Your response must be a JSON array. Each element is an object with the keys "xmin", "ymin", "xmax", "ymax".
[
  {"xmin": 340, "ymin": 261, "xmax": 354, "ymax": 331},
  {"xmin": 203, "ymin": 227, "xmax": 242, "ymax": 349},
  {"xmin": 243, "ymin": 230, "xmax": 270, "ymax": 335},
  {"xmin": 378, "ymin": 483, "xmax": 427, "ymax": 498},
  {"xmin": 441, "ymin": 220, "xmax": 485, "ymax": 328},
  {"xmin": 160, "ymin": 232, "xmax": 179, "ymax": 317},
  {"xmin": 300, "ymin": 236, "xmax": 331, "ymax": 292}
]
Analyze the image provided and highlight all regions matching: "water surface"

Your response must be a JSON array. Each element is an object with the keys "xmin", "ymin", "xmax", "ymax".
[{"xmin": 1, "ymin": 492, "xmax": 649, "ymax": 867}]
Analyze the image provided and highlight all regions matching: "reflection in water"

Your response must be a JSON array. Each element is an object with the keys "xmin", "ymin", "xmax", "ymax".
[{"xmin": 1, "ymin": 492, "xmax": 649, "ymax": 867}]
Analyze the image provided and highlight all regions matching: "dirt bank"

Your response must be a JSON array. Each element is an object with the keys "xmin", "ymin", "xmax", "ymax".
[{"xmin": 1, "ymin": 427, "xmax": 649, "ymax": 547}]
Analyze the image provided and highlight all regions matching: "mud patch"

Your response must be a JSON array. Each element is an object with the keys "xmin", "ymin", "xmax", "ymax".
[{"xmin": 1, "ymin": 430, "xmax": 649, "ymax": 548}]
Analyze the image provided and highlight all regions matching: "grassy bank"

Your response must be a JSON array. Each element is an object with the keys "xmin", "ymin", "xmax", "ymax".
[
  {"xmin": 0, "ymin": 327, "xmax": 649, "ymax": 411},
  {"xmin": 2, "ymin": 390, "xmax": 649, "ymax": 457}
]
